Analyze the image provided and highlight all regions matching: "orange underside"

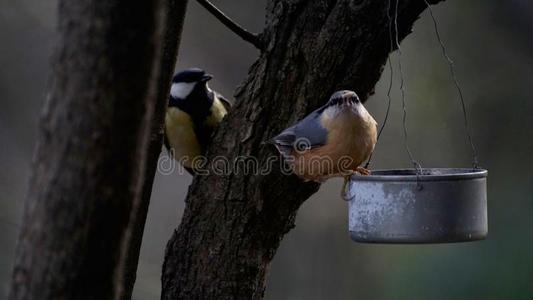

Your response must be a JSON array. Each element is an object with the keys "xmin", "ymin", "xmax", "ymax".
[{"xmin": 290, "ymin": 108, "xmax": 377, "ymax": 181}]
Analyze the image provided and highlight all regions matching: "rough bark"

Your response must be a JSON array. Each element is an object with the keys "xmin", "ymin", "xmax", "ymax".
[
  {"xmin": 162, "ymin": 0, "xmax": 444, "ymax": 299},
  {"xmin": 9, "ymin": 0, "xmax": 169, "ymax": 299}
]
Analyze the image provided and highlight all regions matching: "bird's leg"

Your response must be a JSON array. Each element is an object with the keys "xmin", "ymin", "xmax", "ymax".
[{"xmin": 340, "ymin": 170, "xmax": 356, "ymax": 200}]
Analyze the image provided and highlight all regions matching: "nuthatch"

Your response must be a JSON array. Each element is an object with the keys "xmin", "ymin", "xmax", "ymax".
[
  {"xmin": 164, "ymin": 68, "xmax": 231, "ymax": 174},
  {"xmin": 272, "ymin": 90, "xmax": 377, "ymax": 182}
]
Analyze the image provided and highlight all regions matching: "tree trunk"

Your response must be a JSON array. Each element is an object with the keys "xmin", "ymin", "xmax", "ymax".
[
  {"xmin": 162, "ymin": 0, "xmax": 444, "ymax": 299},
  {"xmin": 9, "ymin": 0, "xmax": 184, "ymax": 299},
  {"xmin": 119, "ymin": 1, "xmax": 189, "ymax": 299}
]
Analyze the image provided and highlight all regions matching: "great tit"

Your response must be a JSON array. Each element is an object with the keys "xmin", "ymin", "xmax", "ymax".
[
  {"xmin": 164, "ymin": 68, "xmax": 231, "ymax": 174},
  {"xmin": 272, "ymin": 90, "xmax": 377, "ymax": 182}
]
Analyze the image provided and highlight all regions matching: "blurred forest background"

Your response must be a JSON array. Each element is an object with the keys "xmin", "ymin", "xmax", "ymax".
[{"xmin": 1, "ymin": 0, "xmax": 533, "ymax": 299}]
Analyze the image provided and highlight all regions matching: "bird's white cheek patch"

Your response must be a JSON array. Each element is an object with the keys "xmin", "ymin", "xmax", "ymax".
[{"xmin": 170, "ymin": 82, "xmax": 195, "ymax": 99}]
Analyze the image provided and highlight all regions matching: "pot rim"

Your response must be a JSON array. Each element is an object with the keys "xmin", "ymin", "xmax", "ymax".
[{"xmin": 350, "ymin": 168, "xmax": 488, "ymax": 182}]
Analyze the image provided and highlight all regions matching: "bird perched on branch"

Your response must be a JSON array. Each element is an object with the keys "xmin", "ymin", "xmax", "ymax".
[
  {"xmin": 272, "ymin": 90, "xmax": 377, "ymax": 182},
  {"xmin": 164, "ymin": 68, "xmax": 231, "ymax": 174}
]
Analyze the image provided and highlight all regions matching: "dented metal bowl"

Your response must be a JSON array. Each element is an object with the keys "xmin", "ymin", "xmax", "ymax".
[{"xmin": 345, "ymin": 168, "xmax": 488, "ymax": 244}]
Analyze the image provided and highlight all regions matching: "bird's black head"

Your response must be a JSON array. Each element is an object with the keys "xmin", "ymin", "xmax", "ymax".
[
  {"xmin": 172, "ymin": 68, "xmax": 213, "ymax": 84},
  {"xmin": 326, "ymin": 90, "xmax": 360, "ymax": 106},
  {"xmin": 169, "ymin": 68, "xmax": 213, "ymax": 103},
  {"xmin": 168, "ymin": 68, "xmax": 215, "ymax": 120}
]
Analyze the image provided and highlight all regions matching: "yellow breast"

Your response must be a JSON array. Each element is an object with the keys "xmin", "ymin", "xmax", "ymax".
[
  {"xmin": 165, "ymin": 107, "xmax": 202, "ymax": 168},
  {"xmin": 205, "ymin": 97, "xmax": 228, "ymax": 126},
  {"xmin": 165, "ymin": 98, "xmax": 229, "ymax": 169}
]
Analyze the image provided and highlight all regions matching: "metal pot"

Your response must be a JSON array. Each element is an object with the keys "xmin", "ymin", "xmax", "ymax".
[{"xmin": 345, "ymin": 168, "xmax": 488, "ymax": 243}]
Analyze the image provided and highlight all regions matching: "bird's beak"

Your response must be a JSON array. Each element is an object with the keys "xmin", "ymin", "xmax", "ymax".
[{"xmin": 201, "ymin": 74, "xmax": 213, "ymax": 82}]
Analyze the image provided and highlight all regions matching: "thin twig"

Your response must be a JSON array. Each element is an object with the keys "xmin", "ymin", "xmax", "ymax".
[{"xmin": 196, "ymin": 0, "xmax": 263, "ymax": 50}]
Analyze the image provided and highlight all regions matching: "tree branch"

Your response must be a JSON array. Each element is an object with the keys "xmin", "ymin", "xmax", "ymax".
[{"xmin": 196, "ymin": 0, "xmax": 263, "ymax": 50}]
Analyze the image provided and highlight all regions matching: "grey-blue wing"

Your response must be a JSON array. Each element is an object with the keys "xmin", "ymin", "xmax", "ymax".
[{"xmin": 272, "ymin": 107, "xmax": 329, "ymax": 154}]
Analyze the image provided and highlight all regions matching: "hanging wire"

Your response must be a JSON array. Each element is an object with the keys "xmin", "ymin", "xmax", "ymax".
[
  {"xmin": 393, "ymin": 0, "xmax": 423, "ymax": 174},
  {"xmin": 364, "ymin": 0, "xmax": 394, "ymax": 169},
  {"xmin": 423, "ymin": 0, "xmax": 479, "ymax": 169}
]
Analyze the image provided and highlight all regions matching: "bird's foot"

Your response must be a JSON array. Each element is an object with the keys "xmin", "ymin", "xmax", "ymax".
[
  {"xmin": 355, "ymin": 167, "xmax": 371, "ymax": 176},
  {"xmin": 341, "ymin": 168, "xmax": 370, "ymax": 200}
]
